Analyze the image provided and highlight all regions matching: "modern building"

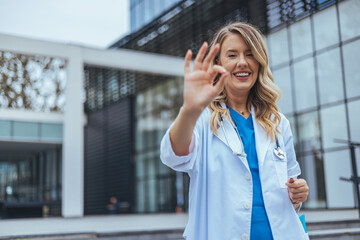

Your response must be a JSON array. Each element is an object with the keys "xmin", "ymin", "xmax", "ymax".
[
  {"xmin": 105, "ymin": 0, "xmax": 360, "ymax": 212},
  {"xmin": 0, "ymin": 34, "xmax": 184, "ymax": 218},
  {"xmin": 0, "ymin": 0, "xmax": 359, "ymax": 219}
]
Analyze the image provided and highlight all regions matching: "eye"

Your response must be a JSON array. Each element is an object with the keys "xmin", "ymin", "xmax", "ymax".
[
  {"xmin": 227, "ymin": 54, "xmax": 236, "ymax": 58},
  {"xmin": 246, "ymin": 53, "xmax": 254, "ymax": 57}
]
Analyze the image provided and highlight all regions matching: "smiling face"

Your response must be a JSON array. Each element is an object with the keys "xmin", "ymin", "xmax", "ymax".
[{"xmin": 217, "ymin": 33, "xmax": 259, "ymax": 98}]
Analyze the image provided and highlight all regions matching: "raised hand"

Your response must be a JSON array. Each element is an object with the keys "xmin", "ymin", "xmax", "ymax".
[{"xmin": 182, "ymin": 42, "xmax": 228, "ymax": 114}]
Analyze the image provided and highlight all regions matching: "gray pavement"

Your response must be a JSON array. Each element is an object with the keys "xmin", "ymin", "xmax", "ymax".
[
  {"xmin": 0, "ymin": 214, "xmax": 188, "ymax": 238},
  {"xmin": 0, "ymin": 210, "xmax": 358, "ymax": 238}
]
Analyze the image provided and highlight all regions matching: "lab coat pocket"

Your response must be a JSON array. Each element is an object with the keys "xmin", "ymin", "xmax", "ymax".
[{"xmin": 272, "ymin": 150, "xmax": 288, "ymax": 188}]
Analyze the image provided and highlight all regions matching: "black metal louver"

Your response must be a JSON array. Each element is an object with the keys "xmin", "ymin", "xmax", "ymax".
[
  {"xmin": 84, "ymin": 97, "xmax": 134, "ymax": 214},
  {"xmin": 266, "ymin": 0, "xmax": 338, "ymax": 31},
  {"xmin": 84, "ymin": 66, "xmax": 172, "ymax": 112}
]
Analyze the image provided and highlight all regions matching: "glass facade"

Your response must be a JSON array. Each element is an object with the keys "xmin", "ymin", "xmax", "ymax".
[
  {"xmin": 268, "ymin": 0, "xmax": 360, "ymax": 208},
  {"xmin": 0, "ymin": 120, "xmax": 63, "ymax": 142},
  {"xmin": 0, "ymin": 147, "xmax": 62, "ymax": 217},
  {"xmin": 130, "ymin": 0, "xmax": 182, "ymax": 32},
  {"xmin": 0, "ymin": 120, "xmax": 63, "ymax": 217},
  {"xmin": 134, "ymin": 77, "xmax": 186, "ymax": 212}
]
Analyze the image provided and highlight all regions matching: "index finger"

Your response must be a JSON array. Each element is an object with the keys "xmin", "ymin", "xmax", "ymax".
[
  {"xmin": 193, "ymin": 42, "xmax": 208, "ymax": 70},
  {"xmin": 184, "ymin": 49, "xmax": 192, "ymax": 74},
  {"xmin": 286, "ymin": 181, "xmax": 306, "ymax": 189},
  {"xmin": 202, "ymin": 43, "xmax": 220, "ymax": 71}
]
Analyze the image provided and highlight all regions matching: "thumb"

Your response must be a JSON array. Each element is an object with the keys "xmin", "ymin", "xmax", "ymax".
[
  {"xmin": 211, "ymin": 71, "xmax": 227, "ymax": 95},
  {"xmin": 208, "ymin": 65, "xmax": 227, "ymax": 81},
  {"xmin": 286, "ymin": 177, "xmax": 295, "ymax": 187}
]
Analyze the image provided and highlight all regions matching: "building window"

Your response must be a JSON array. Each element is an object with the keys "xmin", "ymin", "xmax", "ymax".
[
  {"xmin": 134, "ymin": 77, "xmax": 186, "ymax": 213},
  {"xmin": 267, "ymin": 1, "xmax": 360, "ymax": 209}
]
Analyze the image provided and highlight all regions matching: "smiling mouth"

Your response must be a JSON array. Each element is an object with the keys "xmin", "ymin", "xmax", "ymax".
[
  {"xmin": 234, "ymin": 73, "xmax": 249, "ymax": 77},
  {"xmin": 234, "ymin": 72, "xmax": 251, "ymax": 78}
]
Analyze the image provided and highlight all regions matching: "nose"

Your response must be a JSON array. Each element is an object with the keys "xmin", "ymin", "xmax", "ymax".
[{"xmin": 236, "ymin": 54, "xmax": 248, "ymax": 68}]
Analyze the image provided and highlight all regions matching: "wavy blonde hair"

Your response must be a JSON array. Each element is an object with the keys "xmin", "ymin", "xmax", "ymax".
[{"xmin": 208, "ymin": 22, "xmax": 282, "ymax": 141}]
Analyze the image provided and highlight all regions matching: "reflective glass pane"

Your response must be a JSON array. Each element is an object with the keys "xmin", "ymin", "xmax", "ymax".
[
  {"xmin": 320, "ymin": 104, "xmax": 348, "ymax": 149},
  {"xmin": 0, "ymin": 120, "xmax": 11, "ymax": 138},
  {"xmin": 144, "ymin": 90, "xmax": 154, "ymax": 114},
  {"xmin": 135, "ymin": 119, "xmax": 144, "ymax": 152},
  {"xmin": 13, "ymin": 121, "xmax": 39, "ymax": 140},
  {"xmin": 299, "ymin": 153, "xmax": 326, "ymax": 209},
  {"xmin": 296, "ymin": 111, "xmax": 321, "ymax": 153},
  {"xmin": 135, "ymin": 2, "xmax": 144, "ymax": 30},
  {"xmin": 143, "ymin": 115, "xmax": 152, "ymax": 150},
  {"xmin": 147, "ymin": 153, "xmax": 157, "ymax": 212},
  {"xmin": 0, "ymin": 148, "xmax": 61, "ymax": 205},
  {"xmin": 40, "ymin": 123, "xmax": 63, "ymax": 141},
  {"xmin": 273, "ymin": 66, "xmax": 293, "ymax": 114},
  {"xmin": 153, "ymin": 0, "xmax": 163, "ymax": 16},
  {"xmin": 317, "ymin": 47, "xmax": 344, "ymax": 104},
  {"xmin": 136, "ymin": 154, "xmax": 145, "ymax": 178},
  {"xmin": 293, "ymin": 58, "xmax": 317, "ymax": 111},
  {"xmin": 348, "ymin": 100, "xmax": 360, "ymax": 142},
  {"xmin": 136, "ymin": 180, "xmax": 145, "ymax": 212},
  {"xmin": 148, "ymin": 177, "xmax": 157, "ymax": 212},
  {"xmin": 323, "ymin": 149, "xmax": 354, "ymax": 208},
  {"xmin": 339, "ymin": 0, "xmax": 360, "ymax": 41},
  {"xmin": 343, "ymin": 39, "xmax": 360, "ymax": 99},
  {"xmin": 134, "ymin": 77, "xmax": 184, "ymax": 213},
  {"xmin": 313, "ymin": 5, "xmax": 339, "ymax": 50},
  {"xmin": 268, "ymin": 28, "xmax": 290, "ymax": 66},
  {"xmin": 290, "ymin": 18, "xmax": 313, "ymax": 59},
  {"xmin": 136, "ymin": 94, "xmax": 144, "ymax": 117},
  {"xmin": 144, "ymin": 0, "xmax": 152, "ymax": 23}
]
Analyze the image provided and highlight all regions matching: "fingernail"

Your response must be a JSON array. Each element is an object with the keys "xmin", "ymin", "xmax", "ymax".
[{"xmin": 220, "ymin": 67, "xmax": 227, "ymax": 73}]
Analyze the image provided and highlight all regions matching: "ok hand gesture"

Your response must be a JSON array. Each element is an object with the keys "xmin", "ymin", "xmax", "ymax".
[{"xmin": 182, "ymin": 42, "xmax": 228, "ymax": 114}]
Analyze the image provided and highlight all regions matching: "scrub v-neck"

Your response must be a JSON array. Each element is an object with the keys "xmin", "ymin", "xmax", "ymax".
[{"xmin": 228, "ymin": 106, "xmax": 274, "ymax": 240}]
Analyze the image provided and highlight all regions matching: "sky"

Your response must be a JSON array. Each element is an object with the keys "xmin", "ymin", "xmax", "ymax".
[{"xmin": 0, "ymin": 0, "xmax": 130, "ymax": 49}]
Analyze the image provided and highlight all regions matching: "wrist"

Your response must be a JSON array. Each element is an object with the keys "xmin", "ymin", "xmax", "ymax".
[{"xmin": 181, "ymin": 104, "xmax": 204, "ymax": 118}]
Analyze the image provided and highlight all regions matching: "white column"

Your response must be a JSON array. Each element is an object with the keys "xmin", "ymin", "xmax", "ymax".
[{"xmin": 62, "ymin": 45, "xmax": 84, "ymax": 217}]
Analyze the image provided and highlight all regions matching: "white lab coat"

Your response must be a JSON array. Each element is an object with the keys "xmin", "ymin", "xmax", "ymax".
[{"xmin": 160, "ymin": 105, "xmax": 310, "ymax": 240}]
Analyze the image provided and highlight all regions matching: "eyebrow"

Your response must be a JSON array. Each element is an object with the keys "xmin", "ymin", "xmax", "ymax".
[{"xmin": 225, "ymin": 49, "xmax": 252, "ymax": 53}]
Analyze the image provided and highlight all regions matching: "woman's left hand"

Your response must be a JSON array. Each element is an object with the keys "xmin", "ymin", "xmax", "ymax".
[{"xmin": 286, "ymin": 178, "xmax": 309, "ymax": 205}]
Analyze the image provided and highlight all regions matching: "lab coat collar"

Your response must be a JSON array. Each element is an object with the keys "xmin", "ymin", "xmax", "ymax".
[
  {"xmin": 216, "ymin": 102, "xmax": 250, "ymax": 172},
  {"xmin": 216, "ymin": 102, "xmax": 271, "ymax": 169}
]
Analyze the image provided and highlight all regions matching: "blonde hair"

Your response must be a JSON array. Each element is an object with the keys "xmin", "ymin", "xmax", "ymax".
[{"xmin": 208, "ymin": 22, "xmax": 282, "ymax": 141}]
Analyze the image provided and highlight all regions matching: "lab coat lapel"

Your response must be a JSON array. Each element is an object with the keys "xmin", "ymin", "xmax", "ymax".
[
  {"xmin": 251, "ymin": 107, "xmax": 271, "ymax": 168},
  {"xmin": 215, "ymin": 102, "xmax": 250, "ymax": 172}
]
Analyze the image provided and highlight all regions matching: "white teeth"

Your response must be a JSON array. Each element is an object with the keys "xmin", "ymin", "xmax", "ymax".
[{"xmin": 235, "ymin": 73, "xmax": 249, "ymax": 77}]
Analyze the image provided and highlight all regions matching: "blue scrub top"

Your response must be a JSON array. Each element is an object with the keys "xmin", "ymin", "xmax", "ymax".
[{"xmin": 228, "ymin": 107, "xmax": 274, "ymax": 240}]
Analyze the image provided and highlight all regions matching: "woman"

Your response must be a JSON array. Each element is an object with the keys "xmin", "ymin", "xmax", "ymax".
[{"xmin": 160, "ymin": 22, "xmax": 309, "ymax": 240}]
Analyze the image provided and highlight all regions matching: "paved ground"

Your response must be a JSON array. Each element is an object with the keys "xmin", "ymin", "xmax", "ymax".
[{"xmin": 0, "ymin": 210, "xmax": 358, "ymax": 238}]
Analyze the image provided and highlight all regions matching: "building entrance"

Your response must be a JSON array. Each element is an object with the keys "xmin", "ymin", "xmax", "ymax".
[{"xmin": 0, "ymin": 142, "xmax": 62, "ymax": 218}]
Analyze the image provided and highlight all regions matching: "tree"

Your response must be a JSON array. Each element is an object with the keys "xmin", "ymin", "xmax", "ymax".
[{"xmin": 0, "ymin": 51, "xmax": 67, "ymax": 112}]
